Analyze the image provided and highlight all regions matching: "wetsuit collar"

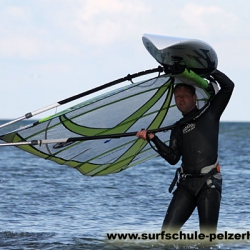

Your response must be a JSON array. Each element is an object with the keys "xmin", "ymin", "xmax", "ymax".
[
  {"xmin": 182, "ymin": 107, "xmax": 199, "ymax": 118},
  {"xmin": 177, "ymin": 102, "xmax": 210, "ymax": 126},
  {"xmin": 176, "ymin": 107, "xmax": 200, "ymax": 127}
]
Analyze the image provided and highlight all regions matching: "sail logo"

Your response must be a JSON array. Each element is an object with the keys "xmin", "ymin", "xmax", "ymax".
[{"xmin": 182, "ymin": 123, "xmax": 196, "ymax": 134}]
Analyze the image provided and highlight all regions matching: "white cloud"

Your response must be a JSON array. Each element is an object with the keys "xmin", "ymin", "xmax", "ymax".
[
  {"xmin": 180, "ymin": 3, "xmax": 240, "ymax": 38},
  {"xmin": 4, "ymin": 5, "xmax": 28, "ymax": 19},
  {"xmin": 0, "ymin": 5, "xmax": 43, "ymax": 59},
  {"xmin": 69, "ymin": 0, "xmax": 150, "ymax": 46},
  {"xmin": 0, "ymin": 0, "xmax": 151, "ymax": 59},
  {"xmin": 0, "ymin": 36, "xmax": 40, "ymax": 58}
]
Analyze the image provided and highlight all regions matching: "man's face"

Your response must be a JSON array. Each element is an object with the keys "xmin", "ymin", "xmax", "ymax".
[{"xmin": 174, "ymin": 86, "xmax": 197, "ymax": 115}]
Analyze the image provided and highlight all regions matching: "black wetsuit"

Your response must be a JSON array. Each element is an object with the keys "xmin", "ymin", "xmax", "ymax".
[{"xmin": 151, "ymin": 70, "xmax": 234, "ymax": 233}]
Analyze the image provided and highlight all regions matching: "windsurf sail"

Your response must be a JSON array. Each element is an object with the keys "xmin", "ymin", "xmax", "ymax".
[
  {"xmin": 0, "ymin": 69, "xmax": 211, "ymax": 176},
  {"xmin": 0, "ymin": 67, "xmax": 163, "ymax": 130}
]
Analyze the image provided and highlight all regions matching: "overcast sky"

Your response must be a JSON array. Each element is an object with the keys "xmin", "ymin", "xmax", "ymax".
[{"xmin": 0, "ymin": 0, "xmax": 249, "ymax": 121}]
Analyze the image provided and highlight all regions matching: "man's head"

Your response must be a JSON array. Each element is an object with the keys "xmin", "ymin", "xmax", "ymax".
[{"xmin": 173, "ymin": 84, "xmax": 197, "ymax": 115}]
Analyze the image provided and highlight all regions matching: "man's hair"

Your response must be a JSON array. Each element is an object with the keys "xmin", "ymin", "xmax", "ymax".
[{"xmin": 173, "ymin": 83, "xmax": 196, "ymax": 95}]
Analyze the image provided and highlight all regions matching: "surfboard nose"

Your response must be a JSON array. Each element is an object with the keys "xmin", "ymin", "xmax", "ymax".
[{"xmin": 142, "ymin": 33, "xmax": 218, "ymax": 76}]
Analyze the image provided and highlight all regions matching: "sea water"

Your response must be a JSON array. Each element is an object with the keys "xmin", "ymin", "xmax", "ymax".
[{"xmin": 0, "ymin": 121, "xmax": 249, "ymax": 249}]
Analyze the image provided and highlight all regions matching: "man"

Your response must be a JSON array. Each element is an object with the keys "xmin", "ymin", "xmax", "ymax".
[{"xmin": 136, "ymin": 69, "xmax": 234, "ymax": 234}]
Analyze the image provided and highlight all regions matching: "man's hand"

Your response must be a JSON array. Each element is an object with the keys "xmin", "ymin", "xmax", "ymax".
[{"xmin": 136, "ymin": 129, "xmax": 155, "ymax": 140}]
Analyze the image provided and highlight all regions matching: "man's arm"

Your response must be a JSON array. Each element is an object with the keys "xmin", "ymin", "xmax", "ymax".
[
  {"xmin": 210, "ymin": 69, "xmax": 235, "ymax": 118},
  {"xmin": 136, "ymin": 129, "xmax": 181, "ymax": 165}
]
